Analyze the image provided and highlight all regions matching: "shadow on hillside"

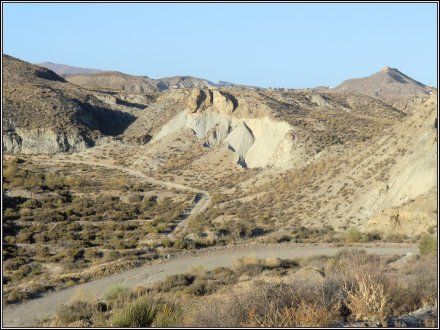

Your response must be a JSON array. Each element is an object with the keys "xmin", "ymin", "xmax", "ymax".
[
  {"xmin": 75, "ymin": 101, "xmax": 137, "ymax": 136},
  {"xmin": 115, "ymin": 98, "xmax": 147, "ymax": 109}
]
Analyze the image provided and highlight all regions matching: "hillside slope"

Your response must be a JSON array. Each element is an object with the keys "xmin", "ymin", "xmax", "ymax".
[
  {"xmin": 233, "ymin": 92, "xmax": 437, "ymax": 236},
  {"xmin": 123, "ymin": 88, "xmax": 404, "ymax": 171},
  {"xmin": 2, "ymin": 55, "xmax": 137, "ymax": 153}
]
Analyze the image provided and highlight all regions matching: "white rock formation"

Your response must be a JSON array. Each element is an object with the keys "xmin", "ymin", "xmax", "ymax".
[{"xmin": 151, "ymin": 110, "xmax": 300, "ymax": 169}]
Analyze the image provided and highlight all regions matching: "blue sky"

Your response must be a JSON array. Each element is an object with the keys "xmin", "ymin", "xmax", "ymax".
[{"xmin": 3, "ymin": 3, "xmax": 438, "ymax": 88}]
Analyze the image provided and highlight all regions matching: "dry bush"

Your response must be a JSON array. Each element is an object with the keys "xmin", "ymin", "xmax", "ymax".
[
  {"xmin": 233, "ymin": 256, "xmax": 298, "ymax": 277},
  {"xmin": 244, "ymin": 300, "xmax": 339, "ymax": 327},
  {"xmin": 342, "ymin": 273, "xmax": 390, "ymax": 325},
  {"xmin": 334, "ymin": 250, "xmax": 418, "ymax": 325},
  {"xmin": 55, "ymin": 301, "xmax": 96, "ymax": 326},
  {"xmin": 393, "ymin": 255, "xmax": 438, "ymax": 312},
  {"xmin": 189, "ymin": 280, "xmax": 341, "ymax": 327},
  {"xmin": 188, "ymin": 282, "xmax": 295, "ymax": 327}
]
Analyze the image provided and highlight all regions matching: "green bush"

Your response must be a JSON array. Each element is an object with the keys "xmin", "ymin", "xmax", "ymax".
[
  {"xmin": 344, "ymin": 227, "xmax": 362, "ymax": 243},
  {"xmin": 110, "ymin": 297, "xmax": 157, "ymax": 327},
  {"xmin": 419, "ymin": 235, "xmax": 437, "ymax": 255},
  {"xmin": 153, "ymin": 303, "xmax": 183, "ymax": 327},
  {"xmin": 104, "ymin": 284, "xmax": 129, "ymax": 307}
]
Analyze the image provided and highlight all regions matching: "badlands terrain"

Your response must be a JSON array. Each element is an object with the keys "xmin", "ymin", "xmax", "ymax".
[{"xmin": 2, "ymin": 55, "xmax": 438, "ymax": 327}]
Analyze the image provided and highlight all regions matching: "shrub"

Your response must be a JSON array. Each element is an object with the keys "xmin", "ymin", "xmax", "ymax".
[
  {"xmin": 344, "ymin": 228, "xmax": 362, "ymax": 243},
  {"xmin": 110, "ymin": 297, "xmax": 157, "ymax": 327},
  {"xmin": 384, "ymin": 232, "xmax": 407, "ymax": 243},
  {"xmin": 153, "ymin": 303, "xmax": 183, "ymax": 327},
  {"xmin": 154, "ymin": 274, "xmax": 195, "ymax": 292},
  {"xmin": 342, "ymin": 273, "xmax": 390, "ymax": 325},
  {"xmin": 419, "ymin": 235, "xmax": 437, "ymax": 255},
  {"xmin": 3, "ymin": 164, "xmax": 18, "ymax": 180},
  {"xmin": 104, "ymin": 284, "xmax": 129, "ymax": 307},
  {"xmin": 56, "ymin": 301, "xmax": 95, "ymax": 326},
  {"xmin": 244, "ymin": 300, "xmax": 339, "ymax": 327},
  {"xmin": 262, "ymin": 232, "xmax": 291, "ymax": 243}
]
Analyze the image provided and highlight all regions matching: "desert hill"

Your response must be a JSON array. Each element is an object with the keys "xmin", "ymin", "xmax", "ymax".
[
  {"xmin": 334, "ymin": 66, "xmax": 432, "ymax": 106},
  {"xmin": 37, "ymin": 61, "xmax": 261, "ymax": 91},
  {"xmin": 64, "ymin": 71, "xmax": 218, "ymax": 93},
  {"xmin": 2, "ymin": 55, "xmax": 141, "ymax": 153},
  {"xmin": 65, "ymin": 71, "xmax": 160, "ymax": 93},
  {"xmin": 37, "ymin": 61, "xmax": 105, "ymax": 76}
]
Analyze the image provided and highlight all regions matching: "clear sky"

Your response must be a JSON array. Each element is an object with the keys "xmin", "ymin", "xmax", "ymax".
[{"xmin": 2, "ymin": 3, "xmax": 438, "ymax": 88}]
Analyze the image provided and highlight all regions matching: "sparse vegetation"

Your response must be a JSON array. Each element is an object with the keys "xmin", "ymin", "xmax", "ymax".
[
  {"xmin": 2, "ymin": 157, "xmax": 193, "ymax": 304},
  {"xmin": 46, "ymin": 252, "xmax": 437, "ymax": 327},
  {"xmin": 3, "ymin": 54, "xmax": 437, "ymax": 327}
]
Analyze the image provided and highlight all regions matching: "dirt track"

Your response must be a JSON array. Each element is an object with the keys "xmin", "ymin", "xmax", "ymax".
[
  {"xmin": 3, "ymin": 242, "xmax": 417, "ymax": 327},
  {"xmin": 32, "ymin": 158, "xmax": 211, "ymax": 237}
]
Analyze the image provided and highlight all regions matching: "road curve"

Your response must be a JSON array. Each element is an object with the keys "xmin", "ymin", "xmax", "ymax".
[
  {"xmin": 3, "ymin": 243, "xmax": 417, "ymax": 327},
  {"xmin": 33, "ymin": 158, "xmax": 211, "ymax": 236}
]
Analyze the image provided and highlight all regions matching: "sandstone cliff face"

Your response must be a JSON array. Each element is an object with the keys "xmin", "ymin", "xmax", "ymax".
[{"xmin": 3, "ymin": 128, "xmax": 90, "ymax": 154}]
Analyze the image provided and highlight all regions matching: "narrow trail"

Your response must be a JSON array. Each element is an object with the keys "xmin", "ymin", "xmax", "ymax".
[
  {"xmin": 33, "ymin": 158, "xmax": 211, "ymax": 237},
  {"xmin": 3, "ymin": 243, "xmax": 417, "ymax": 327}
]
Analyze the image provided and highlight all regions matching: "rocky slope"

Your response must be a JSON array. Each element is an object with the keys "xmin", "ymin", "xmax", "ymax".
[
  {"xmin": 2, "ymin": 55, "xmax": 137, "ymax": 154},
  {"xmin": 361, "ymin": 93, "xmax": 437, "ymax": 235},
  {"xmin": 334, "ymin": 66, "xmax": 432, "ymax": 106},
  {"xmin": 124, "ymin": 87, "xmax": 404, "ymax": 171},
  {"xmin": 244, "ymin": 92, "xmax": 437, "ymax": 235}
]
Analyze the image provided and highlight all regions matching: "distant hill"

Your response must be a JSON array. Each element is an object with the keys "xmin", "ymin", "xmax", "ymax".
[
  {"xmin": 153, "ymin": 75, "xmax": 215, "ymax": 91},
  {"xmin": 63, "ymin": 71, "xmax": 217, "ymax": 92},
  {"xmin": 65, "ymin": 71, "xmax": 159, "ymax": 93},
  {"xmin": 36, "ymin": 61, "xmax": 259, "ymax": 91},
  {"xmin": 334, "ymin": 66, "xmax": 431, "ymax": 103},
  {"xmin": 37, "ymin": 62, "xmax": 106, "ymax": 76}
]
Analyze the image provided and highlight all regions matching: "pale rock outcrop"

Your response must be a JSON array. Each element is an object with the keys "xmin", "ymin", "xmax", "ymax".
[
  {"xmin": 225, "ymin": 122, "xmax": 254, "ymax": 156},
  {"xmin": 150, "ymin": 89, "xmax": 306, "ymax": 169},
  {"xmin": 152, "ymin": 110, "xmax": 301, "ymax": 169},
  {"xmin": 3, "ymin": 128, "xmax": 90, "ymax": 154},
  {"xmin": 204, "ymin": 124, "xmax": 231, "ymax": 147},
  {"xmin": 244, "ymin": 118, "xmax": 292, "ymax": 168}
]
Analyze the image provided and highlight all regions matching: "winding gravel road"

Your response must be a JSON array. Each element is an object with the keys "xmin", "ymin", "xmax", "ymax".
[
  {"xmin": 33, "ymin": 158, "xmax": 211, "ymax": 236},
  {"xmin": 3, "ymin": 243, "xmax": 417, "ymax": 327}
]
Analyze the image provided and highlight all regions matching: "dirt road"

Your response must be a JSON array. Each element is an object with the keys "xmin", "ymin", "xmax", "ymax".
[
  {"xmin": 33, "ymin": 158, "xmax": 211, "ymax": 236},
  {"xmin": 3, "ymin": 243, "xmax": 417, "ymax": 327}
]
